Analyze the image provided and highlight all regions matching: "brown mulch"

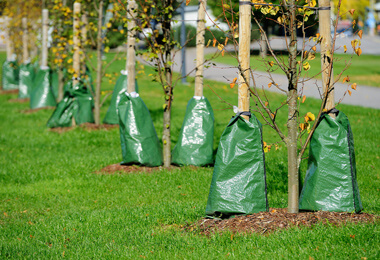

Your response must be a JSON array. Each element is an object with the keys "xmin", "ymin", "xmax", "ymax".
[
  {"xmin": 97, "ymin": 163, "xmax": 181, "ymax": 174},
  {"xmin": 21, "ymin": 107, "xmax": 55, "ymax": 114},
  {"xmin": 8, "ymin": 98, "xmax": 29, "ymax": 103},
  {"xmin": 80, "ymin": 123, "xmax": 119, "ymax": 131},
  {"xmin": 49, "ymin": 123, "xmax": 118, "ymax": 133},
  {"xmin": 0, "ymin": 89, "xmax": 19, "ymax": 94},
  {"xmin": 188, "ymin": 208, "xmax": 378, "ymax": 235}
]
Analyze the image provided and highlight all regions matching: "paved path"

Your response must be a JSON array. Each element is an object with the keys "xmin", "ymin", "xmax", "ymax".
[{"xmin": 170, "ymin": 38, "xmax": 380, "ymax": 109}]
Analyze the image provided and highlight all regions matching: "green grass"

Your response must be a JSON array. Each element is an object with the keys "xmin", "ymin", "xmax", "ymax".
[
  {"xmin": 0, "ymin": 52, "xmax": 379, "ymax": 258},
  {"xmin": 206, "ymin": 52, "xmax": 380, "ymax": 88}
]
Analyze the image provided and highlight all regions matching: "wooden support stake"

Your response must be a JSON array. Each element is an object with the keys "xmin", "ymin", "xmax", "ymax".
[
  {"xmin": 41, "ymin": 9, "xmax": 49, "ymax": 67},
  {"xmin": 73, "ymin": 2, "xmax": 81, "ymax": 86},
  {"xmin": 319, "ymin": 0, "xmax": 335, "ymax": 116},
  {"xmin": 126, "ymin": 1, "xmax": 137, "ymax": 93},
  {"xmin": 5, "ymin": 16, "xmax": 13, "ymax": 61},
  {"xmin": 194, "ymin": 0, "xmax": 207, "ymax": 97},
  {"xmin": 22, "ymin": 18, "xmax": 29, "ymax": 63},
  {"xmin": 81, "ymin": 13, "xmax": 88, "ymax": 74},
  {"xmin": 238, "ymin": 3, "xmax": 251, "ymax": 120}
]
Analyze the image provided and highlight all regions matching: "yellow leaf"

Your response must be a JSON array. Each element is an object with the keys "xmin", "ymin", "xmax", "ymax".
[
  {"xmin": 268, "ymin": 61, "xmax": 274, "ymax": 67},
  {"xmin": 348, "ymin": 90, "xmax": 352, "ymax": 96},
  {"xmin": 212, "ymin": 38, "xmax": 216, "ymax": 47},
  {"xmin": 265, "ymin": 101, "xmax": 268, "ymax": 107},
  {"xmin": 268, "ymin": 82, "xmax": 272, "ymax": 88},
  {"xmin": 222, "ymin": 4, "xmax": 230, "ymax": 9},
  {"xmin": 358, "ymin": 30, "xmax": 363, "ymax": 39},
  {"xmin": 229, "ymin": 82, "xmax": 235, "ymax": 88},
  {"xmin": 307, "ymin": 52, "xmax": 315, "ymax": 61},
  {"xmin": 106, "ymin": 22, "xmax": 112, "ymax": 28},
  {"xmin": 303, "ymin": 61, "xmax": 310, "ymax": 71},
  {"xmin": 343, "ymin": 76, "xmax": 350, "ymax": 83},
  {"xmin": 343, "ymin": 45, "xmax": 347, "ymax": 53},
  {"xmin": 302, "ymin": 95, "xmax": 306, "ymax": 103},
  {"xmin": 351, "ymin": 83, "xmax": 357, "ymax": 90},
  {"xmin": 217, "ymin": 44, "xmax": 224, "ymax": 51},
  {"xmin": 206, "ymin": 39, "xmax": 211, "ymax": 47},
  {"xmin": 232, "ymin": 77, "xmax": 237, "ymax": 84},
  {"xmin": 306, "ymin": 112, "xmax": 315, "ymax": 121},
  {"xmin": 186, "ymin": 0, "xmax": 191, "ymax": 6},
  {"xmin": 221, "ymin": 50, "xmax": 225, "ymax": 56},
  {"xmin": 312, "ymin": 46, "xmax": 316, "ymax": 52},
  {"xmin": 356, "ymin": 47, "xmax": 362, "ymax": 56},
  {"xmin": 104, "ymin": 46, "xmax": 110, "ymax": 53},
  {"xmin": 68, "ymin": 39, "xmax": 74, "ymax": 45},
  {"xmin": 67, "ymin": 58, "xmax": 73, "ymax": 64},
  {"xmin": 349, "ymin": 9, "xmax": 355, "ymax": 16}
]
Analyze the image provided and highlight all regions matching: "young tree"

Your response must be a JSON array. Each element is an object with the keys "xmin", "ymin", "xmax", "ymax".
[
  {"xmin": 117, "ymin": 0, "xmax": 182, "ymax": 167},
  {"xmin": 213, "ymin": 0, "xmax": 361, "ymax": 213}
]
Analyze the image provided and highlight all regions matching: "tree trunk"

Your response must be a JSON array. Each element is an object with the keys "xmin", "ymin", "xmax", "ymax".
[
  {"xmin": 287, "ymin": 1, "xmax": 299, "ymax": 214},
  {"xmin": 238, "ymin": 1, "xmax": 251, "ymax": 120},
  {"xmin": 126, "ymin": 1, "xmax": 137, "ymax": 93},
  {"xmin": 95, "ymin": 0, "xmax": 104, "ymax": 125},
  {"xmin": 319, "ymin": 0, "xmax": 335, "ymax": 116},
  {"xmin": 194, "ymin": 0, "xmax": 207, "ymax": 97},
  {"xmin": 162, "ymin": 1, "xmax": 173, "ymax": 168},
  {"xmin": 58, "ymin": 69, "xmax": 64, "ymax": 102}
]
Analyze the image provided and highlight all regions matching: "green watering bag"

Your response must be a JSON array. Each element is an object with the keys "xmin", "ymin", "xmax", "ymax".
[
  {"xmin": 172, "ymin": 96, "xmax": 214, "ymax": 166},
  {"xmin": 18, "ymin": 62, "xmax": 35, "ymax": 99},
  {"xmin": 2, "ymin": 60, "xmax": 19, "ymax": 90},
  {"xmin": 205, "ymin": 112, "xmax": 268, "ymax": 218},
  {"xmin": 118, "ymin": 92, "xmax": 162, "ymax": 167},
  {"xmin": 299, "ymin": 109, "xmax": 362, "ymax": 213},
  {"xmin": 47, "ymin": 81, "xmax": 94, "ymax": 128},
  {"xmin": 30, "ymin": 67, "xmax": 57, "ymax": 109},
  {"xmin": 103, "ymin": 71, "xmax": 139, "ymax": 124}
]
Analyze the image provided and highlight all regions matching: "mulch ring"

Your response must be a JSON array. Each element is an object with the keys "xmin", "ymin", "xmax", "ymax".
[
  {"xmin": 188, "ymin": 208, "xmax": 378, "ymax": 235},
  {"xmin": 49, "ymin": 123, "xmax": 118, "ymax": 133},
  {"xmin": 21, "ymin": 107, "xmax": 55, "ymax": 114},
  {"xmin": 0, "ymin": 89, "xmax": 19, "ymax": 94},
  {"xmin": 97, "ymin": 164, "xmax": 181, "ymax": 174},
  {"xmin": 8, "ymin": 98, "xmax": 29, "ymax": 103},
  {"xmin": 80, "ymin": 123, "xmax": 119, "ymax": 131}
]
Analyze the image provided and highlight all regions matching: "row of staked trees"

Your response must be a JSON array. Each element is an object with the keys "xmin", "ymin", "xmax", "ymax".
[{"xmin": 1, "ymin": 0, "xmax": 363, "ymax": 214}]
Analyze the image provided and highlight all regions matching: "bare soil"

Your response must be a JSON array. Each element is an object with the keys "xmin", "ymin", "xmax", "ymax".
[
  {"xmin": 80, "ymin": 123, "xmax": 119, "ymax": 131},
  {"xmin": 0, "ymin": 89, "xmax": 18, "ymax": 94},
  {"xmin": 8, "ymin": 98, "xmax": 29, "ymax": 103},
  {"xmin": 21, "ymin": 107, "xmax": 55, "ymax": 114},
  {"xmin": 97, "ymin": 163, "xmax": 180, "ymax": 174},
  {"xmin": 189, "ymin": 208, "xmax": 378, "ymax": 235}
]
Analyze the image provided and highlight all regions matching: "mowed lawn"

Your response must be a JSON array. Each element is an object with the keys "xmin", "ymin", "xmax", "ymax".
[
  {"xmin": 0, "ymin": 51, "xmax": 379, "ymax": 258},
  {"xmin": 206, "ymin": 52, "xmax": 380, "ymax": 88}
]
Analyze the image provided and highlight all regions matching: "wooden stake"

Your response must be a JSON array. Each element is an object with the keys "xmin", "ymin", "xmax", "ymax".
[
  {"xmin": 194, "ymin": 0, "xmax": 207, "ymax": 97},
  {"xmin": 4, "ymin": 16, "xmax": 13, "ymax": 61},
  {"xmin": 319, "ymin": 0, "xmax": 335, "ymax": 116},
  {"xmin": 126, "ymin": 1, "xmax": 137, "ymax": 93},
  {"xmin": 238, "ymin": 3, "xmax": 251, "ymax": 120},
  {"xmin": 81, "ymin": 13, "xmax": 88, "ymax": 74},
  {"xmin": 73, "ymin": 2, "xmax": 81, "ymax": 86},
  {"xmin": 22, "ymin": 18, "xmax": 29, "ymax": 63},
  {"xmin": 41, "ymin": 9, "xmax": 49, "ymax": 67}
]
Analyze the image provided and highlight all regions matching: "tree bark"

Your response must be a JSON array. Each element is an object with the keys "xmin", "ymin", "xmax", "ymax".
[
  {"xmin": 319, "ymin": 0, "xmax": 335, "ymax": 116},
  {"xmin": 194, "ymin": 0, "xmax": 207, "ymax": 97},
  {"xmin": 287, "ymin": 1, "xmax": 299, "ymax": 214},
  {"xmin": 238, "ymin": 2, "xmax": 251, "ymax": 120},
  {"xmin": 41, "ymin": 9, "xmax": 49, "ymax": 67},
  {"xmin": 95, "ymin": 0, "xmax": 104, "ymax": 125},
  {"xmin": 162, "ymin": 0, "xmax": 173, "ymax": 168},
  {"xmin": 126, "ymin": 1, "xmax": 137, "ymax": 93},
  {"xmin": 22, "ymin": 18, "xmax": 29, "ymax": 63},
  {"xmin": 73, "ymin": 3, "xmax": 81, "ymax": 86}
]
